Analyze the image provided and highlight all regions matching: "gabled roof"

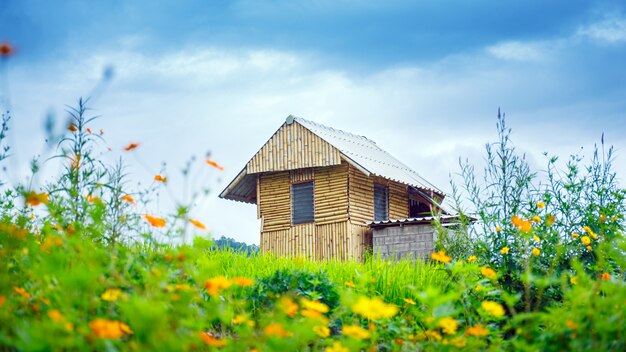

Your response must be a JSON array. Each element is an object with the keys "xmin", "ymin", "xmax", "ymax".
[{"xmin": 219, "ymin": 116, "xmax": 445, "ymax": 204}]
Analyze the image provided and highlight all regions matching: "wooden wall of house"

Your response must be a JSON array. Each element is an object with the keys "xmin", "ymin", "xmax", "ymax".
[
  {"xmin": 247, "ymin": 121, "xmax": 342, "ymax": 174},
  {"xmin": 260, "ymin": 220, "xmax": 371, "ymax": 261},
  {"xmin": 257, "ymin": 161, "xmax": 410, "ymax": 261},
  {"xmin": 347, "ymin": 164, "xmax": 374, "ymax": 225},
  {"xmin": 315, "ymin": 163, "xmax": 349, "ymax": 224},
  {"xmin": 258, "ymin": 172, "xmax": 291, "ymax": 232}
]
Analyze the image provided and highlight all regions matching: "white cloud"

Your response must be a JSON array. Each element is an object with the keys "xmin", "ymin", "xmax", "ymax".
[
  {"xmin": 486, "ymin": 41, "xmax": 546, "ymax": 62},
  {"xmin": 577, "ymin": 16, "xmax": 626, "ymax": 44}
]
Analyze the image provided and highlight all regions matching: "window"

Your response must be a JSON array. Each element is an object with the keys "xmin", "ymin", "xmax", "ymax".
[
  {"xmin": 374, "ymin": 183, "xmax": 389, "ymax": 221},
  {"xmin": 409, "ymin": 198, "xmax": 431, "ymax": 218},
  {"xmin": 292, "ymin": 182, "xmax": 314, "ymax": 224}
]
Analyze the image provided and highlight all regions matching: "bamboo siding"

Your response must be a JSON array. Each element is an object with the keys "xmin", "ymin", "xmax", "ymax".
[
  {"xmin": 260, "ymin": 220, "xmax": 372, "ymax": 261},
  {"xmin": 258, "ymin": 172, "xmax": 291, "ymax": 232},
  {"xmin": 315, "ymin": 163, "xmax": 349, "ymax": 225},
  {"xmin": 247, "ymin": 121, "xmax": 342, "ymax": 174},
  {"xmin": 347, "ymin": 164, "xmax": 374, "ymax": 225},
  {"xmin": 290, "ymin": 168, "xmax": 314, "ymax": 183},
  {"xmin": 389, "ymin": 182, "xmax": 409, "ymax": 219}
]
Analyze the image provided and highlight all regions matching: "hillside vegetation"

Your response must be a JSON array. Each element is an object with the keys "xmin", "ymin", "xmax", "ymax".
[{"xmin": 0, "ymin": 104, "xmax": 625, "ymax": 351}]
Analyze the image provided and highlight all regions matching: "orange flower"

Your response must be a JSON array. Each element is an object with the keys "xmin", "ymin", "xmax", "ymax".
[
  {"xmin": 68, "ymin": 123, "xmax": 78, "ymax": 132},
  {"xmin": 265, "ymin": 323, "xmax": 293, "ymax": 337},
  {"xmin": 345, "ymin": 281, "xmax": 356, "ymax": 288},
  {"xmin": 13, "ymin": 287, "xmax": 31, "ymax": 299},
  {"xmin": 601, "ymin": 272, "xmax": 611, "ymax": 281},
  {"xmin": 25, "ymin": 192, "xmax": 49, "ymax": 206},
  {"xmin": 48, "ymin": 309, "xmax": 64, "ymax": 322},
  {"xmin": 231, "ymin": 277, "xmax": 254, "ymax": 287},
  {"xmin": 120, "ymin": 194, "xmax": 136, "ymax": 205},
  {"xmin": 511, "ymin": 215, "xmax": 532, "ymax": 232},
  {"xmin": 279, "ymin": 296, "xmax": 298, "ymax": 317},
  {"xmin": 0, "ymin": 296, "xmax": 5, "ymax": 306},
  {"xmin": 189, "ymin": 219, "xmax": 206, "ymax": 230},
  {"xmin": 206, "ymin": 159, "xmax": 225, "ymax": 171},
  {"xmin": 86, "ymin": 128, "xmax": 92, "ymax": 134},
  {"xmin": 465, "ymin": 324, "xmax": 489, "ymax": 337},
  {"xmin": 204, "ymin": 276, "xmax": 232, "ymax": 297},
  {"xmin": 144, "ymin": 214, "xmax": 166, "ymax": 228},
  {"xmin": 199, "ymin": 332, "xmax": 227, "ymax": 347},
  {"xmin": 89, "ymin": 319, "xmax": 133, "ymax": 339},
  {"xmin": 0, "ymin": 42, "xmax": 14, "ymax": 57},
  {"xmin": 123, "ymin": 143, "xmax": 139, "ymax": 152},
  {"xmin": 480, "ymin": 267, "xmax": 497, "ymax": 280},
  {"xmin": 431, "ymin": 250, "xmax": 451, "ymax": 263},
  {"xmin": 546, "ymin": 215, "xmax": 555, "ymax": 226},
  {"xmin": 536, "ymin": 201, "xmax": 546, "ymax": 209},
  {"xmin": 154, "ymin": 175, "xmax": 167, "ymax": 183},
  {"xmin": 566, "ymin": 319, "xmax": 578, "ymax": 330}
]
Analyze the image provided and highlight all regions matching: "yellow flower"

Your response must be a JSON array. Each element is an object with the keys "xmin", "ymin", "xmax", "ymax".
[
  {"xmin": 351, "ymin": 297, "xmax": 398, "ymax": 320},
  {"xmin": 279, "ymin": 297, "xmax": 298, "ymax": 318},
  {"xmin": 601, "ymin": 272, "xmax": 611, "ymax": 281},
  {"xmin": 465, "ymin": 324, "xmax": 489, "ymax": 337},
  {"xmin": 445, "ymin": 336, "xmax": 467, "ymax": 348},
  {"xmin": 532, "ymin": 248, "xmax": 540, "ymax": 256},
  {"xmin": 342, "ymin": 324, "xmax": 370, "ymax": 339},
  {"xmin": 480, "ymin": 267, "xmax": 497, "ymax": 280},
  {"xmin": 265, "ymin": 323, "xmax": 293, "ymax": 337},
  {"xmin": 326, "ymin": 342, "xmax": 349, "ymax": 352},
  {"xmin": 431, "ymin": 250, "xmax": 451, "ymax": 263},
  {"xmin": 532, "ymin": 216, "xmax": 541, "ymax": 224},
  {"xmin": 231, "ymin": 277, "xmax": 254, "ymax": 287},
  {"xmin": 511, "ymin": 215, "xmax": 533, "ymax": 232},
  {"xmin": 481, "ymin": 301, "xmax": 505, "ymax": 317},
  {"xmin": 403, "ymin": 298, "xmax": 416, "ymax": 305},
  {"xmin": 581, "ymin": 236, "xmax": 591, "ymax": 246},
  {"xmin": 533, "ymin": 235, "xmax": 541, "ymax": 242},
  {"xmin": 101, "ymin": 288, "xmax": 123, "ymax": 302},
  {"xmin": 313, "ymin": 325, "xmax": 330, "ymax": 338},
  {"xmin": 583, "ymin": 226, "xmax": 598, "ymax": 240},
  {"xmin": 536, "ymin": 201, "xmax": 545, "ymax": 209},
  {"xmin": 344, "ymin": 281, "xmax": 355, "ymax": 288},
  {"xmin": 475, "ymin": 284, "xmax": 483, "ymax": 292},
  {"xmin": 546, "ymin": 215, "xmax": 555, "ymax": 226},
  {"xmin": 570, "ymin": 277, "xmax": 578, "ymax": 285},
  {"xmin": 467, "ymin": 255, "xmax": 477, "ymax": 263},
  {"xmin": 204, "ymin": 276, "xmax": 231, "ymax": 297},
  {"xmin": 89, "ymin": 319, "xmax": 133, "ymax": 339},
  {"xmin": 438, "ymin": 317, "xmax": 458, "ymax": 335},
  {"xmin": 302, "ymin": 299, "xmax": 330, "ymax": 314},
  {"xmin": 199, "ymin": 332, "xmax": 227, "ymax": 347},
  {"xmin": 586, "ymin": 245, "xmax": 593, "ymax": 251},
  {"xmin": 500, "ymin": 246, "xmax": 510, "ymax": 255},
  {"xmin": 571, "ymin": 233, "xmax": 579, "ymax": 239},
  {"xmin": 423, "ymin": 330, "xmax": 443, "ymax": 341},
  {"xmin": 495, "ymin": 226, "xmax": 502, "ymax": 232}
]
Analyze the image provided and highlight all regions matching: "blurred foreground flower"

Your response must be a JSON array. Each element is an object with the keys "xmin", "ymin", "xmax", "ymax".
[
  {"xmin": 206, "ymin": 159, "xmax": 224, "ymax": 171},
  {"xmin": 431, "ymin": 250, "xmax": 451, "ymax": 263},
  {"xmin": 123, "ymin": 143, "xmax": 139, "ymax": 152},
  {"xmin": 189, "ymin": 219, "xmax": 206, "ymax": 230},
  {"xmin": 0, "ymin": 42, "xmax": 14, "ymax": 57},
  {"xmin": 144, "ymin": 214, "xmax": 166, "ymax": 228},
  {"xmin": 25, "ymin": 192, "xmax": 49, "ymax": 207},
  {"xmin": 204, "ymin": 276, "xmax": 231, "ymax": 297},
  {"xmin": 351, "ymin": 296, "xmax": 397, "ymax": 320},
  {"xmin": 89, "ymin": 319, "xmax": 133, "ymax": 339}
]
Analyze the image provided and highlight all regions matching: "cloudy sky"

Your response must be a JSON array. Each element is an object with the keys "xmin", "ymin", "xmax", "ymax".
[{"xmin": 1, "ymin": 0, "xmax": 626, "ymax": 244}]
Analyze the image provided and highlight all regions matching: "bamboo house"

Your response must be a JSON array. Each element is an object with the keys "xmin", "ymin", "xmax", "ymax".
[{"xmin": 219, "ymin": 116, "xmax": 450, "ymax": 261}]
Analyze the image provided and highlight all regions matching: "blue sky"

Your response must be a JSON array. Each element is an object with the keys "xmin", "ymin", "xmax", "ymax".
[{"xmin": 1, "ymin": 0, "xmax": 626, "ymax": 244}]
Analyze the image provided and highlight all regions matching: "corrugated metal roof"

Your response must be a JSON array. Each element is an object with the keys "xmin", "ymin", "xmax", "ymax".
[
  {"xmin": 368, "ymin": 215, "xmax": 462, "ymax": 228},
  {"xmin": 220, "ymin": 116, "xmax": 448, "ymax": 206},
  {"xmin": 294, "ymin": 117, "xmax": 444, "ymax": 195}
]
